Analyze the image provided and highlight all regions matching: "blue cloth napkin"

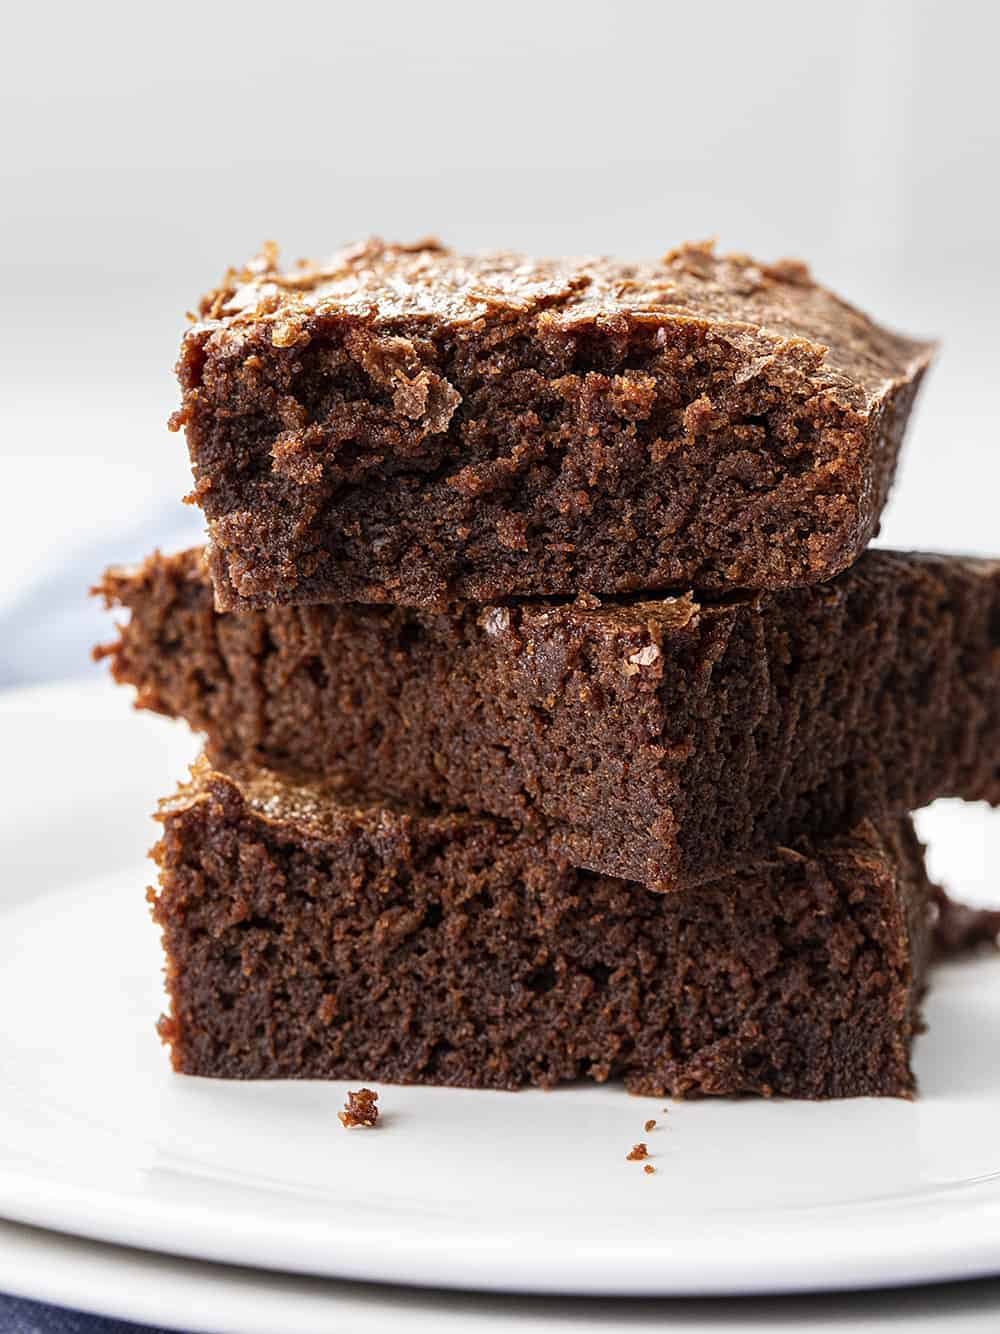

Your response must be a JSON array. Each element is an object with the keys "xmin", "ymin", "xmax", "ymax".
[
  {"xmin": 0, "ymin": 1294, "xmax": 175, "ymax": 1333},
  {"xmin": 0, "ymin": 505, "xmax": 201, "ymax": 690}
]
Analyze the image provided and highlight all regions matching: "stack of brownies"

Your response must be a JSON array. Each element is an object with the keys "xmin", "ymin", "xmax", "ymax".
[{"xmin": 97, "ymin": 239, "xmax": 1000, "ymax": 1099}]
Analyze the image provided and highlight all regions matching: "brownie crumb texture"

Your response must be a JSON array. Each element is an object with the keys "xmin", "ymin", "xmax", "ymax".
[
  {"xmin": 338, "ymin": 1087, "xmax": 379, "ymax": 1128},
  {"xmin": 627, "ymin": 1143, "xmax": 649, "ymax": 1161},
  {"xmin": 149, "ymin": 761, "xmax": 933, "ymax": 1099},
  {"xmin": 173, "ymin": 238, "xmax": 934, "ymax": 611},
  {"xmin": 99, "ymin": 546, "xmax": 1000, "ymax": 891}
]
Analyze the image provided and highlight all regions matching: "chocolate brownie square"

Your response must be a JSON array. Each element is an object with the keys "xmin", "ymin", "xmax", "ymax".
[
  {"xmin": 99, "ymin": 548, "xmax": 1000, "ymax": 889},
  {"xmin": 171, "ymin": 239, "xmax": 932, "ymax": 610},
  {"xmin": 152, "ymin": 759, "xmax": 933, "ymax": 1098}
]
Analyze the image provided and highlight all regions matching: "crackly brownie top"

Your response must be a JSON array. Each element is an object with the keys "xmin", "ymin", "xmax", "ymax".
[
  {"xmin": 160, "ymin": 757, "xmax": 902, "ymax": 887},
  {"xmin": 188, "ymin": 238, "xmax": 933, "ymax": 411},
  {"xmin": 159, "ymin": 755, "xmax": 482, "ymax": 844}
]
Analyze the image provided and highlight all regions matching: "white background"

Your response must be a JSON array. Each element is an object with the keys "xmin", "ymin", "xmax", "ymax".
[{"xmin": 2, "ymin": 0, "xmax": 998, "ymax": 679}]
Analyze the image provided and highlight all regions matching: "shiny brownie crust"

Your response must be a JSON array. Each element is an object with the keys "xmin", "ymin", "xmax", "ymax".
[{"xmin": 172, "ymin": 239, "xmax": 932, "ymax": 610}]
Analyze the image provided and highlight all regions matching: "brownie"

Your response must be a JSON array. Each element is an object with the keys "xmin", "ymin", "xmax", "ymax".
[
  {"xmin": 932, "ymin": 886, "xmax": 1000, "ymax": 957},
  {"xmin": 98, "ymin": 547, "xmax": 1000, "ymax": 890},
  {"xmin": 338, "ymin": 1088, "xmax": 379, "ymax": 1128},
  {"xmin": 151, "ymin": 758, "xmax": 933, "ymax": 1098},
  {"xmin": 171, "ymin": 239, "xmax": 933, "ymax": 610}
]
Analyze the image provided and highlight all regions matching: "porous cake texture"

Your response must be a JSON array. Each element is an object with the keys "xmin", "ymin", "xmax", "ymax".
[
  {"xmin": 100, "ymin": 548, "xmax": 1000, "ymax": 889},
  {"xmin": 152, "ymin": 759, "xmax": 933, "ymax": 1099},
  {"xmin": 171, "ymin": 239, "xmax": 932, "ymax": 610}
]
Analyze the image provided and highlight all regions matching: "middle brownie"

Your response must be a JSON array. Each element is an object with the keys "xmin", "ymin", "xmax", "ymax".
[{"xmin": 97, "ymin": 547, "xmax": 1000, "ymax": 890}]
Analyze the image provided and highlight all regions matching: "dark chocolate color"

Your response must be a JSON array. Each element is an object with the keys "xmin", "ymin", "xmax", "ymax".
[
  {"xmin": 932, "ymin": 886, "xmax": 1000, "ymax": 957},
  {"xmin": 152, "ymin": 759, "xmax": 932, "ymax": 1098},
  {"xmin": 171, "ymin": 239, "xmax": 932, "ymax": 610},
  {"xmin": 99, "ymin": 547, "xmax": 1000, "ymax": 889}
]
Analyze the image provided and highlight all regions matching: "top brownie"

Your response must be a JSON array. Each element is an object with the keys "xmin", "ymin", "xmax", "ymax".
[{"xmin": 173, "ymin": 239, "xmax": 933, "ymax": 610}]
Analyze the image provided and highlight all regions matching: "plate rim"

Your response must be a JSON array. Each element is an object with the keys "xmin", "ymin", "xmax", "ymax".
[{"xmin": 5, "ymin": 1216, "xmax": 1000, "ymax": 1334}]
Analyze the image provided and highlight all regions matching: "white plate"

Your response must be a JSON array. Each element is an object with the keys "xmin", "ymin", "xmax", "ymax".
[
  {"xmin": 7, "ymin": 1218, "xmax": 1000, "ymax": 1334},
  {"xmin": 2, "ymin": 680, "xmax": 1000, "ymax": 1299},
  {"xmin": 12, "ymin": 1218, "xmax": 1000, "ymax": 1334}
]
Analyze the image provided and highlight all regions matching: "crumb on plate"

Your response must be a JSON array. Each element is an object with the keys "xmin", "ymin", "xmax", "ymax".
[{"xmin": 338, "ymin": 1087, "xmax": 379, "ymax": 1128}]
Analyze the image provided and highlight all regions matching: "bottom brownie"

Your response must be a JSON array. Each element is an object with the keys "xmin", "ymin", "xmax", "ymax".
[{"xmin": 152, "ymin": 759, "xmax": 933, "ymax": 1099}]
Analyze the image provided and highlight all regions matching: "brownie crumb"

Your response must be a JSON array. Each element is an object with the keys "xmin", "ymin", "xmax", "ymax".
[
  {"xmin": 338, "ymin": 1087, "xmax": 379, "ymax": 1128},
  {"xmin": 643, "ymin": 1164, "xmax": 656, "ymax": 1175},
  {"xmin": 626, "ymin": 1143, "xmax": 649, "ymax": 1161},
  {"xmin": 644, "ymin": 1119, "xmax": 656, "ymax": 1132}
]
